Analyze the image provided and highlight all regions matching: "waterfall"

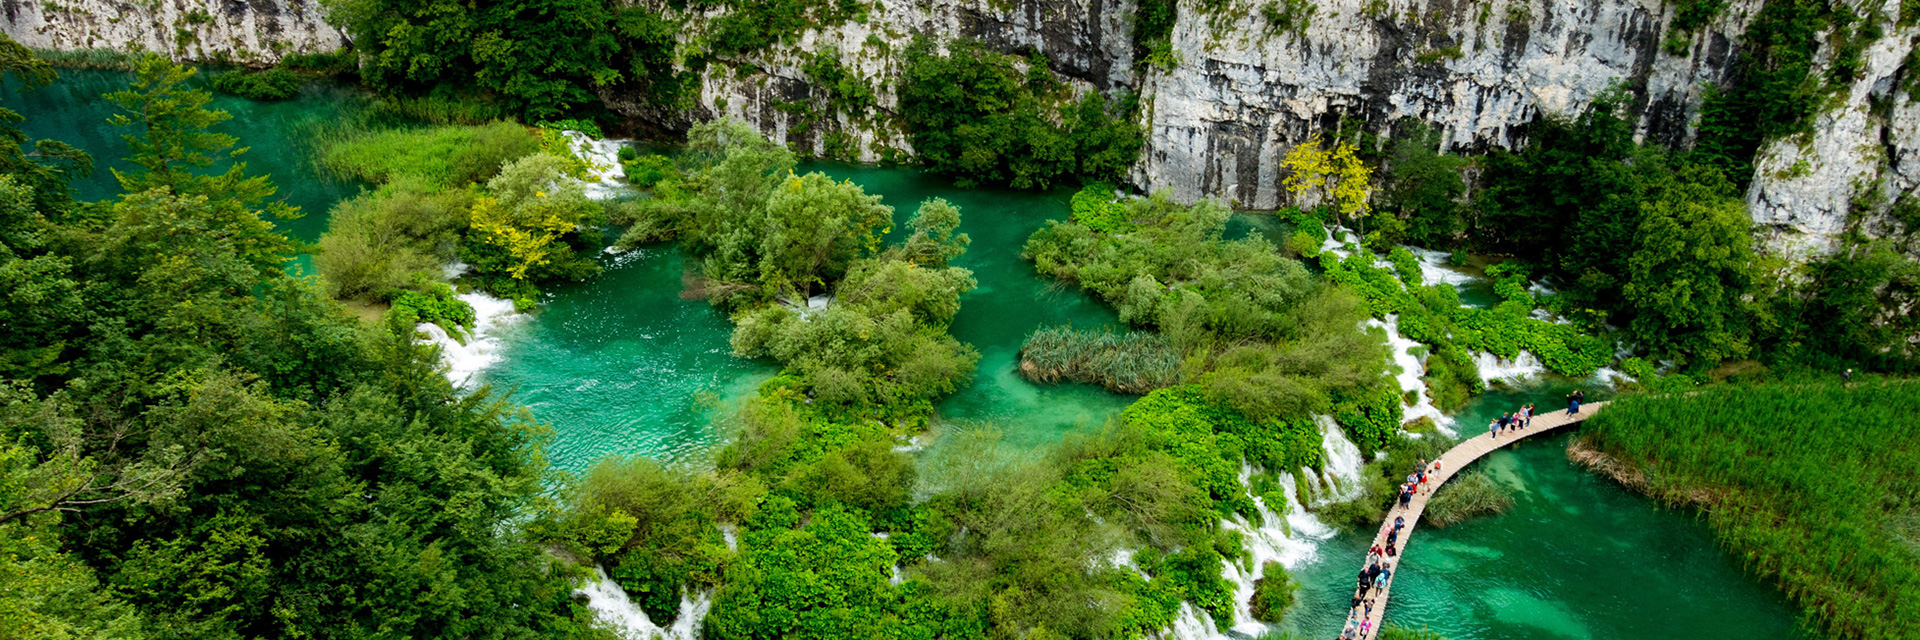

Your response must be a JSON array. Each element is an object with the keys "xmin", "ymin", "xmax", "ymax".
[
  {"xmin": 1371, "ymin": 315, "xmax": 1456, "ymax": 437},
  {"xmin": 1403, "ymin": 245, "xmax": 1480, "ymax": 290},
  {"xmin": 577, "ymin": 567, "xmax": 713, "ymax": 640},
  {"xmin": 417, "ymin": 288, "xmax": 523, "ymax": 387},
  {"xmin": 559, "ymin": 131, "xmax": 632, "ymax": 201},
  {"xmin": 1314, "ymin": 416, "xmax": 1366, "ymax": 504},
  {"xmin": 1474, "ymin": 350, "xmax": 1545, "ymax": 384},
  {"xmin": 1163, "ymin": 415, "xmax": 1369, "ymax": 640}
]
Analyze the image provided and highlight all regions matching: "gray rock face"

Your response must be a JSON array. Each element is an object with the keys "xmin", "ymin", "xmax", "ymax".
[
  {"xmin": 9, "ymin": 0, "xmax": 1917, "ymax": 253},
  {"xmin": 2, "ymin": 0, "xmax": 343, "ymax": 63}
]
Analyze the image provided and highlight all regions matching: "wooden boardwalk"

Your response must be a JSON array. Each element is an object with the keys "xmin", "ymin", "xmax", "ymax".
[{"xmin": 1338, "ymin": 401, "xmax": 1608, "ymax": 639}]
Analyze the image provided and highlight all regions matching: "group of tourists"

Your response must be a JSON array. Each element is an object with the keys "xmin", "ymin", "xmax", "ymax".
[
  {"xmin": 1487, "ymin": 404, "xmax": 1536, "ymax": 439},
  {"xmin": 1346, "ymin": 458, "xmax": 1445, "ymax": 639},
  {"xmin": 1394, "ymin": 458, "xmax": 1440, "ymax": 510}
]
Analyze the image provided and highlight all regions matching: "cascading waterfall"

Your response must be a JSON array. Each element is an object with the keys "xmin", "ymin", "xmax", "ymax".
[
  {"xmin": 1164, "ymin": 416, "xmax": 1367, "ymax": 640},
  {"xmin": 418, "ymin": 288, "xmax": 524, "ymax": 388},
  {"xmin": 1474, "ymin": 350, "xmax": 1546, "ymax": 384},
  {"xmin": 560, "ymin": 131, "xmax": 632, "ymax": 200},
  {"xmin": 577, "ymin": 567, "xmax": 713, "ymax": 640},
  {"xmin": 1370, "ymin": 315, "xmax": 1455, "ymax": 436}
]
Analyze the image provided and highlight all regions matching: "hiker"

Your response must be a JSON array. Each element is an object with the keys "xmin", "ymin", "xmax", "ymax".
[
  {"xmin": 1568, "ymin": 390, "xmax": 1584, "ymax": 414},
  {"xmin": 1524, "ymin": 403, "xmax": 1535, "ymax": 427},
  {"xmin": 1393, "ymin": 516, "xmax": 1405, "ymax": 532},
  {"xmin": 1361, "ymin": 619, "xmax": 1374, "ymax": 638},
  {"xmin": 1385, "ymin": 543, "xmax": 1398, "ymax": 559},
  {"xmin": 1386, "ymin": 529, "xmax": 1399, "ymax": 547},
  {"xmin": 1489, "ymin": 416, "xmax": 1500, "ymax": 439}
]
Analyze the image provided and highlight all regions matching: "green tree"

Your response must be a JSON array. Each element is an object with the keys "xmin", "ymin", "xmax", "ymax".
[
  {"xmin": 749, "ymin": 172, "xmax": 893, "ymax": 301},
  {"xmin": 1623, "ymin": 171, "xmax": 1755, "ymax": 364},
  {"xmin": 104, "ymin": 55, "xmax": 298, "ymax": 276},
  {"xmin": 1382, "ymin": 122, "xmax": 1468, "ymax": 244}
]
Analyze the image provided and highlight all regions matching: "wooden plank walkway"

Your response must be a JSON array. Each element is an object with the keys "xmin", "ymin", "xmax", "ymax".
[{"xmin": 1337, "ymin": 401, "xmax": 1608, "ymax": 639}]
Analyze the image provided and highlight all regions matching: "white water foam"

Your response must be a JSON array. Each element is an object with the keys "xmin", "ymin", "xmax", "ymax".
[
  {"xmin": 1402, "ymin": 245, "xmax": 1480, "ymax": 290},
  {"xmin": 418, "ymin": 290, "xmax": 523, "ymax": 387},
  {"xmin": 1474, "ymin": 350, "xmax": 1545, "ymax": 384},
  {"xmin": 560, "ymin": 131, "xmax": 631, "ymax": 201},
  {"xmin": 1165, "ymin": 419, "xmax": 1363, "ymax": 640},
  {"xmin": 1370, "ymin": 315, "xmax": 1456, "ymax": 436},
  {"xmin": 577, "ymin": 567, "xmax": 713, "ymax": 640}
]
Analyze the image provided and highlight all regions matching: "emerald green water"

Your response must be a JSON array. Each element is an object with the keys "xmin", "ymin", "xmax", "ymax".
[
  {"xmin": 10, "ymin": 71, "xmax": 1809, "ymax": 636},
  {"xmin": 3, "ymin": 68, "xmax": 364, "ymax": 247},
  {"xmin": 476, "ymin": 163, "xmax": 1135, "ymax": 471},
  {"xmin": 1285, "ymin": 380, "xmax": 1810, "ymax": 639}
]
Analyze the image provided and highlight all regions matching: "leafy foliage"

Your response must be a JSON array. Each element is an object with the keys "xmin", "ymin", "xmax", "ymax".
[
  {"xmin": 1282, "ymin": 133, "xmax": 1373, "ymax": 227},
  {"xmin": 315, "ymin": 178, "xmax": 474, "ymax": 300},
  {"xmin": 1249, "ymin": 561, "xmax": 1297, "ymax": 622},
  {"xmin": 460, "ymin": 153, "xmax": 605, "ymax": 301},
  {"xmin": 900, "ymin": 37, "xmax": 1143, "ymax": 189},
  {"xmin": 322, "ymin": 0, "xmax": 624, "ymax": 118},
  {"xmin": 0, "ymin": 46, "xmax": 603, "ymax": 640},
  {"xmin": 206, "ymin": 68, "xmax": 302, "ymax": 101}
]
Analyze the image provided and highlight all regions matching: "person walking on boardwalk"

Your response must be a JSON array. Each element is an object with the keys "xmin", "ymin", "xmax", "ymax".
[
  {"xmin": 1524, "ymin": 403, "xmax": 1535, "ymax": 427},
  {"xmin": 1568, "ymin": 389, "xmax": 1584, "ymax": 414},
  {"xmin": 1489, "ymin": 416, "xmax": 1500, "ymax": 439}
]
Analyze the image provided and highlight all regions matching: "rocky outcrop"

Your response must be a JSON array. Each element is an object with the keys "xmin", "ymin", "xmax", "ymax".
[{"xmin": 2, "ymin": 0, "xmax": 343, "ymax": 64}]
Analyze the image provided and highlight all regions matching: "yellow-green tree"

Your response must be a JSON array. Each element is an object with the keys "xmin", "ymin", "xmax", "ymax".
[
  {"xmin": 1282, "ymin": 134, "xmax": 1373, "ymax": 232},
  {"xmin": 460, "ymin": 153, "xmax": 602, "ymax": 303}
]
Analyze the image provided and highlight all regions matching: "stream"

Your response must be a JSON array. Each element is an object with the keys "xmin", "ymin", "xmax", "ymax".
[{"xmin": 6, "ymin": 70, "xmax": 1810, "ymax": 640}]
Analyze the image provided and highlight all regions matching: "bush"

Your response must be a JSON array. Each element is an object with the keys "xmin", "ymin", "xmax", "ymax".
[
  {"xmin": 1070, "ymin": 183, "xmax": 1132, "ymax": 233},
  {"xmin": 1249, "ymin": 561, "xmax": 1297, "ymax": 622},
  {"xmin": 622, "ymin": 154, "xmax": 678, "ymax": 187},
  {"xmin": 314, "ymin": 179, "xmax": 473, "ymax": 300},
  {"xmin": 460, "ymin": 153, "xmax": 605, "ymax": 296},
  {"xmin": 208, "ymin": 67, "xmax": 302, "ymax": 100},
  {"xmin": 386, "ymin": 282, "xmax": 475, "ymax": 339}
]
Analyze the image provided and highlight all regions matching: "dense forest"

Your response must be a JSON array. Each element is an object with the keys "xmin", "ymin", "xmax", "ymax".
[{"xmin": 4, "ymin": 0, "xmax": 1919, "ymax": 633}]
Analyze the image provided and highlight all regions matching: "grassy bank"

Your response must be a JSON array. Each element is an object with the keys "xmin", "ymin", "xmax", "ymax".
[{"xmin": 1580, "ymin": 381, "xmax": 1920, "ymax": 639}]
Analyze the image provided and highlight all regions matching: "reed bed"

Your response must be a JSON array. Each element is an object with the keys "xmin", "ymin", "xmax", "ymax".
[
  {"xmin": 1017, "ymin": 326, "xmax": 1181, "ymax": 394},
  {"xmin": 1582, "ymin": 380, "xmax": 1920, "ymax": 639},
  {"xmin": 1423, "ymin": 469, "xmax": 1514, "ymax": 528}
]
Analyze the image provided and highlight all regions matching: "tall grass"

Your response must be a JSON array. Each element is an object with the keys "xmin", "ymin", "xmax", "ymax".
[
  {"xmin": 1582, "ymin": 381, "xmax": 1920, "ymax": 639},
  {"xmin": 316, "ymin": 121, "xmax": 539, "ymax": 187},
  {"xmin": 1017, "ymin": 326, "xmax": 1181, "ymax": 394},
  {"xmin": 1423, "ymin": 469, "xmax": 1513, "ymax": 528}
]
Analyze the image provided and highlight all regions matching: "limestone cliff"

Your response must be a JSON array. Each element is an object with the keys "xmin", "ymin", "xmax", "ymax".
[{"xmin": 3, "ymin": 0, "xmax": 342, "ymax": 64}]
